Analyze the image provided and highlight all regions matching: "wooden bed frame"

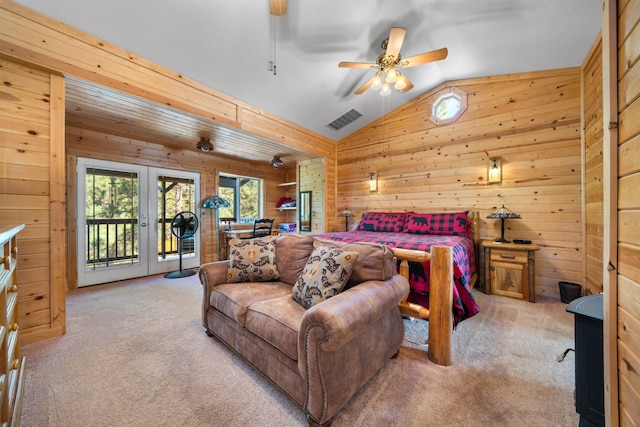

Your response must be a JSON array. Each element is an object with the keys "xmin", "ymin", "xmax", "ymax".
[{"xmin": 393, "ymin": 211, "xmax": 480, "ymax": 366}]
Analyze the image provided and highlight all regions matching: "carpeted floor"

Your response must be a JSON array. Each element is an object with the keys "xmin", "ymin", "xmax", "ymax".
[{"xmin": 20, "ymin": 273, "xmax": 578, "ymax": 426}]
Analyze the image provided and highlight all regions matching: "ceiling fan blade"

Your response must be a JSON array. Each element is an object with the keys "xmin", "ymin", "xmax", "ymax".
[
  {"xmin": 339, "ymin": 61, "xmax": 377, "ymax": 69},
  {"xmin": 269, "ymin": 0, "xmax": 287, "ymax": 16},
  {"xmin": 385, "ymin": 27, "xmax": 406, "ymax": 60},
  {"xmin": 401, "ymin": 76, "xmax": 414, "ymax": 92},
  {"xmin": 400, "ymin": 47, "xmax": 448, "ymax": 68},
  {"xmin": 354, "ymin": 75, "xmax": 377, "ymax": 94}
]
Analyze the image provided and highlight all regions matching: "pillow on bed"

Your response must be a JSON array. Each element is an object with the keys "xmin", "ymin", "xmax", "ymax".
[
  {"xmin": 291, "ymin": 246, "xmax": 358, "ymax": 309},
  {"xmin": 356, "ymin": 212, "xmax": 407, "ymax": 232},
  {"xmin": 404, "ymin": 212, "xmax": 470, "ymax": 236}
]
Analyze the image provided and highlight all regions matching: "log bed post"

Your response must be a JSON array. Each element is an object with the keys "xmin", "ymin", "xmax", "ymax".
[
  {"xmin": 428, "ymin": 246, "xmax": 454, "ymax": 366},
  {"xmin": 393, "ymin": 246, "xmax": 454, "ymax": 366}
]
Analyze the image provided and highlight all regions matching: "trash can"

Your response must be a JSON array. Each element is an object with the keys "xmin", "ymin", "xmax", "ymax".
[{"xmin": 559, "ymin": 281, "xmax": 582, "ymax": 304}]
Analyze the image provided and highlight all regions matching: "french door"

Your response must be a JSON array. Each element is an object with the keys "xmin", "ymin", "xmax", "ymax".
[{"xmin": 77, "ymin": 158, "xmax": 200, "ymax": 286}]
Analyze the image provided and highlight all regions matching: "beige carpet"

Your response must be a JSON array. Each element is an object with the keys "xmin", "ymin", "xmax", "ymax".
[{"xmin": 20, "ymin": 273, "xmax": 578, "ymax": 427}]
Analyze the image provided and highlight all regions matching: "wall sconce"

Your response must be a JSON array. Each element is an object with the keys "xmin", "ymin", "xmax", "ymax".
[
  {"xmin": 488, "ymin": 158, "xmax": 502, "ymax": 183},
  {"xmin": 369, "ymin": 172, "xmax": 377, "ymax": 192}
]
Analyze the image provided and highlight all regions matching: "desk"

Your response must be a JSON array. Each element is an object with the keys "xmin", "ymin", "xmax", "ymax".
[{"xmin": 221, "ymin": 229, "xmax": 253, "ymax": 260}]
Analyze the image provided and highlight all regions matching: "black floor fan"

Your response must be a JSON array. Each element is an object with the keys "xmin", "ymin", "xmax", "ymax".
[{"xmin": 165, "ymin": 211, "xmax": 199, "ymax": 279}]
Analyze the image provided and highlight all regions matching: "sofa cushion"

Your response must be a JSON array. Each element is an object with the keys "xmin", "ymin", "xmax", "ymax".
[
  {"xmin": 245, "ymin": 294, "xmax": 305, "ymax": 361},
  {"xmin": 210, "ymin": 282, "xmax": 292, "ymax": 326},
  {"xmin": 292, "ymin": 246, "xmax": 358, "ymax": 309},
  {"xmin": 275, "ymin": 233, "xmax": 315, "ymax": 285},
  {"xmin": 312, "ymin": 238, "xmax": 395, "ymax": 288},
  {"xmin": 227, "ymin": 236, "xmax": 279, "ymax": 283}
]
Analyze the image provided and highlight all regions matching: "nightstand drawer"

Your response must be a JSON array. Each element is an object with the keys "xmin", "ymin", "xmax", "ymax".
[{"xmin": 490, "ymin": 249, "xmax": 528, "ymax": 264}]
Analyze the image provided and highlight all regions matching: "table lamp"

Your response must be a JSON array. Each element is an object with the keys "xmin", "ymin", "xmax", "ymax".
[
  {"xmin": 338, "ymin": 209, "xmax": 355, "ymax": 231},
  {"xmin": 487, "ymin": 205, "xmax": 521, "ymax": 243},
  {"xmin": 203, "ymin": 195, "xmax": 231, "ymax": 260}
]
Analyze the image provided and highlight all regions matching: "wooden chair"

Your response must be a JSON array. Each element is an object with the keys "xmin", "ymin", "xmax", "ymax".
[{"xmin": 243, "ymin": 218, "xmax": 274, "ymax": 238}]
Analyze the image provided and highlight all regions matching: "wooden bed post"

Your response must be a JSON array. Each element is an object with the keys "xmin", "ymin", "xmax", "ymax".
[{"xmin": 428, "ymin": 246, "xmax": 454, "ymax": 366}]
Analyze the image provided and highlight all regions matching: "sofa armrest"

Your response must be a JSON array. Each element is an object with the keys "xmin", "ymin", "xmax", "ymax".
[
  {"xmin": 298, "ymin": 273, "xmax": 409, "ymax": 424},
  {"xmin": 198, "ymin": 261, "xmax": 229, "ymax": 327},
  {"xmin": 298, "ymin": 273, "xmax": 409, "ymax": 355}
]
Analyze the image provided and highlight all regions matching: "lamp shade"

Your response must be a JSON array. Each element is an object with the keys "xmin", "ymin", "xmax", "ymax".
[
  {"xmin": 487, "ymin": 205, "xmax": 520, "ymax": 220},
  {"xmin": 203, "ymin": 195, "xmax": 230, "ymax": 209},
  {"xmin": 487, "ymin": 205, "xmax": 520, "ymax": 243}
]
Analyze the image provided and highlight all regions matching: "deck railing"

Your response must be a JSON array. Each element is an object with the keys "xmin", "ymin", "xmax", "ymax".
[{"xmin": 85, "ymin": 218, "xmax": 191, "ymax": 268}]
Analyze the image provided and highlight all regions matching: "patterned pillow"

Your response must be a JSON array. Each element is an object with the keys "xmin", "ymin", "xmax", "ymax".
[
  {"xmin": 356, "ymin": 212, "xmax": 407, "ymax": 232},
  {"xmin": 227, "ymin": 235, "xmax": 279, "ymax": 283},
  {"xmin": 291, "ymin": 246, "xmax": 359, "ymax": 309},
  {"xmin": 404, "ymin": 212, "xmax": 469, "ymax": 236}
]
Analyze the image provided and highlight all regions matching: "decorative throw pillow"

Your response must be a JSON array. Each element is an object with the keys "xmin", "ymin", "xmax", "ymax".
[
  {"xmin": 428, "ymin": 212, "xmax": 469, "ymax": 236},
  {"xmin": 404, "ymin": 212, "xmax": 469, "ymax": 236},
  {"xmin": 356, "ymin": 212, "xmax": 407, "ymax": 232},
  {"xmin": 291, "ymin": 246, "xmax": 359, "ymax": 309},
  {"xmin": 227, "ymin": 235, "xmax": 279, "ymax": 283}
]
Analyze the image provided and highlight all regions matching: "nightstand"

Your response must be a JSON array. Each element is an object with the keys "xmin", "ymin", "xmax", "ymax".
[{"xmin": 480, "ymin": 240, "xmax": 540, "ymax": 302}]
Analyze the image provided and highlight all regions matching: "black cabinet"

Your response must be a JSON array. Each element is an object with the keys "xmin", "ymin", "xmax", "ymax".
[{"xmin": 567, "ymin": 294, "xmax": 604, "ymax": 427}]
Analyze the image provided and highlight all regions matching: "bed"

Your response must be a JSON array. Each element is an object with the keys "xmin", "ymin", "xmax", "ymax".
[{"xmin": 314, "ymin": 210, "xmax": 481, "ymax": 366}]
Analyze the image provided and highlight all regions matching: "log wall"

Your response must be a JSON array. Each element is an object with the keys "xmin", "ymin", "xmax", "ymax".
[
  {"xmin": 616, "ymin": 0, "xmax": 640, "ymax": 422},
  {"xmin": 337, "ymin": 68, "xmax": 584, "ymax": 299}
]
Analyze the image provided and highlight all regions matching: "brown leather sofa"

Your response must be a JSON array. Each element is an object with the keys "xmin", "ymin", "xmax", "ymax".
[{"xmin": 199, "ymin": 233, "xmax": 410, "ymax": 427}]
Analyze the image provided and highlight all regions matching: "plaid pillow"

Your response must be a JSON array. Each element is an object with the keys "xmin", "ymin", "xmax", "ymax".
[
  {"xmin": 356, "ymin": 212, "xmax": 407, "ymax": 232},
  {"xmin": 404, "ymin": 212, "xmax": 469, "ymax": 236}
]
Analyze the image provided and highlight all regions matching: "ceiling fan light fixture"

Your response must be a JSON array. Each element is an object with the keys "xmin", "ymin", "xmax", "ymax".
[
  {"xmin": 371, "ymin": 72, "xmax": 383, "ymax": 90},
  {"xmin": 385, "ymin": 68, "xmax": 398, "ymax": 83},
  {"xmin": 394, "ymin": 73, "xmax": 407, "ymax": 90},
  {"xmin": 196, "ymin": 136, "xmax": 214, "ymax": 152},
  {"xmin": 270, "ymin": 155, "xmax": 284, "ymax": 168},
  {"xmin": 380, "ymin": 83, "xmax": 391, "ymax": 97}
]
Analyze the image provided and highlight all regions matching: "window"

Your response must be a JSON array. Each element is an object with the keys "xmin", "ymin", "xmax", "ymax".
[
  {"xmin": 219, "ymin": 174, "xmax": 262, "ymax": 223},
  {"xmin": 429, "ymin": 87, "xmax": 467, "ymax": 125}
]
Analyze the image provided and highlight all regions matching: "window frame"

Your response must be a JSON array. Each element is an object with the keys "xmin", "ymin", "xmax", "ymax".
[
  {"xmin": 218, "ymin": 173, "xmax": 264, "ymax": 224},
  {"xmin": 428, "ymin": 86, "xmax": 467, "ymax": 125}
]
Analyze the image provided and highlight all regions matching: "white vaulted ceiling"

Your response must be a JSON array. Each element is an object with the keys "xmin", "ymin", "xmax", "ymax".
[{"xmin": 15, "ymin": 0, "xmax": 602, "ymax": 160}]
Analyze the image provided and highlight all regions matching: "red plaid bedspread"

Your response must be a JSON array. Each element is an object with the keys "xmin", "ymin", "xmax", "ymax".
[{"xmin": 314, "ymin": 231, "xmax": 480, "ymax": 325}]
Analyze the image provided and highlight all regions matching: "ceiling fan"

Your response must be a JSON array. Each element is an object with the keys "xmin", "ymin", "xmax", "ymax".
[{"xmin": 339, "ymin": 27, "xmax": 448, "ymax": 96}]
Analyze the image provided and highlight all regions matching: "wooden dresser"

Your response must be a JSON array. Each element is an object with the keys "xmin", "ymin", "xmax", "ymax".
[{"xmin": 0, "ymin": 225, "xmax": 26, "ymax": 426}]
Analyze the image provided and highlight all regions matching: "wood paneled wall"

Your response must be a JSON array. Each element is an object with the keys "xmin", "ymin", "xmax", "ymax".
[
  {"xmin": 583, "ymin": 36, "xmax": 605, "ymax": 296},
  {"xmin": 616, "ymin": 0, "xmax": 640, "ymax": 422},
  {"xmin": 337, "ymin": 68, "xmax": 584, "ymax": 299},
  {"xmin": 0, "ymin": 56, "xmax": 66, "ymax": 344}
]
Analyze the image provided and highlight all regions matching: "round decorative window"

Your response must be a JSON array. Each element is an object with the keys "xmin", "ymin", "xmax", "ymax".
[{"xmin": 429, "ymin": 87, "xmax": 467, "ymax": 125}]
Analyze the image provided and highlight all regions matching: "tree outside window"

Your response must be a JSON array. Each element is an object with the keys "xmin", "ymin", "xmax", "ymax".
[{"xmin": 219, "ymin": 174, "xmax": 262, "ymax": 223}]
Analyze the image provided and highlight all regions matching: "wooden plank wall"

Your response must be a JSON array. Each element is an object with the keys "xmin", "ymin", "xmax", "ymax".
[
  {"xmin": 299, "ymin": 158, "xmax": 325, "ymax": 234},
  {"xmin": 337, "ymin": 68, "xmax": 584, "ymax": 299},
  {"xmin": 65, "ymin": 126, "xmax": 293, "ymax": 287},
  {"xmin": 583, "ymin": 36, "xmax": 605, "ymax": 295},
  {"xmin": 0, "ymin": 56, "xmax": 66, "ymax": 344},
  {"xmin": 616, "ymin": 0, "xmax": 640, "ymax": 422}
]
